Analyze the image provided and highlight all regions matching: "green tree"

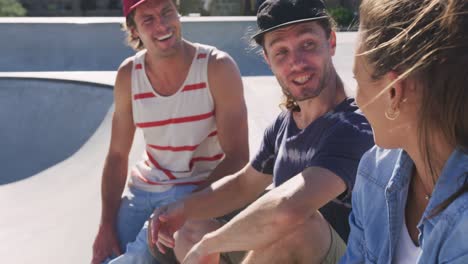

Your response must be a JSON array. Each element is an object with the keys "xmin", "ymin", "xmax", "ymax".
[
  {"xmin": 329, "ymin": 6, "xmax": 354, "ymax": 28},
  {"xmin": 0, "ymin": 0, "xmax": 26, "ymax": 16}
]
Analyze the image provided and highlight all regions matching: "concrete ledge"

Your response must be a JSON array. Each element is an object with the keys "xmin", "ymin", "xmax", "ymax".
[
  {"xmin": 0, "ymin": 16, "xmax": 256, "ymax": 23},
  {"xmin": 0, "ymin": 71, "xmax": 116, "ymax": 86},
  {"xmin": 0, "ymin": 74, "xmax": 114, "ymax": 89},
  {"xmin": 0, "ymin": 17, "xmax": 269, "ymax": 75}
]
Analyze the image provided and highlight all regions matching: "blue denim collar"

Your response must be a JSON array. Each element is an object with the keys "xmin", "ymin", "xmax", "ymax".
[
  {"xmin": 341, "ymin": 147, "xmax": 468, "ymax": 263},
  {"xmin": 386, "ymin": 150, "xmax": 413, "ymax": 194},
  {"xmin": 420, "ymin": 148, "xmax": 468, "ymax": 225},
  {"xmin": 386, "ymin": 149, "xmax": 468, "ymax": 218},
  {"xmin": 384, "ymin": 149, "xmax": 414, "ymax": 258},
  {"xmin": 385, "ymin": 148, "xmax": 468, "ymax": 250}
]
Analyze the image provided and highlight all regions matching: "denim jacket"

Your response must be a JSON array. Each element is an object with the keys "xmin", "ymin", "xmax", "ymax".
[{"xmin": 340, "ymin": 146, "xmax": 468, "ymax": 264}]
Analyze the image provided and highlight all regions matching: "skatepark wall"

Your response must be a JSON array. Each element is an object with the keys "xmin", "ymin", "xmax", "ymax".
[{"xmin": 0, "ymin": 17, "xmax": 271, "ymax": 76}]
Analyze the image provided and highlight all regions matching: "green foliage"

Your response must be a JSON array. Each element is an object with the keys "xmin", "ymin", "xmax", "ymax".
[
  {"xmin": 329, "ymin": 6, "xmax": 355, "ymax": 28},
  {"xmin": 0, "ymin": 0, "xmax": 26, "ymax": 16}
]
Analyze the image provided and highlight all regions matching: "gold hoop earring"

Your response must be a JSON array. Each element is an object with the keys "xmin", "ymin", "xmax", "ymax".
[{"xmin": 385, "ymin": 107, "xmax": 400, "ymax": 120}]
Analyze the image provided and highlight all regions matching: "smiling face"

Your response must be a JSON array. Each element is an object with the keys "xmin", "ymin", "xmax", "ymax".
[
  {"xmin": 263, "ymin": 21, "xmax": 336, "ymax": 102},
  {"xmin": 132, "ymin": 0, "xmax": 182, "ymax": 57}
]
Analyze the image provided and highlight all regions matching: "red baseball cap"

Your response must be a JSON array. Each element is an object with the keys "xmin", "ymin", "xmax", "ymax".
[{"xmin": 123, "ymin": 0, "xmax": 147, "ymax": 17}]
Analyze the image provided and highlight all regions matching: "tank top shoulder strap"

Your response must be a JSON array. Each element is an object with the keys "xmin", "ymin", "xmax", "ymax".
[
  {"xmin": 133, "ymin": 49, "xmax": 146, "ymax": 66},
  {"xmin": 189, "ymin": 43, "xmax": 216, "ymax": 85},
  {"xmin": 130, "ymin": 50, "xmax": 150, "ymax": 97}
]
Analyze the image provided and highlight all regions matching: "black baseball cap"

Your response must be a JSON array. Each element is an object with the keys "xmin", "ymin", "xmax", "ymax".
[{"xmin": 252, "ymin": 0, "xmax": 329, "ymax": 45}]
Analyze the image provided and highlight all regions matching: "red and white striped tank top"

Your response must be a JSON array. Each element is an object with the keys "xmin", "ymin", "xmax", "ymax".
[{"xmin": 129, "ymin": 44, "xmax": 224, "ymax": 192}]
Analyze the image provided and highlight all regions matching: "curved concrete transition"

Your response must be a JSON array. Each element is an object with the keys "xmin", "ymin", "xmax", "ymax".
[
  {"xmin": 0, "ymin": 76, "xmax": 137, "ymax": 264},
  {"xmin": 0, "ymin": 78, "xmax": 113, "ymax": 184},
  {"xmin": 0, "ymin": 73, "xmax": 283, "ymax": 264}
]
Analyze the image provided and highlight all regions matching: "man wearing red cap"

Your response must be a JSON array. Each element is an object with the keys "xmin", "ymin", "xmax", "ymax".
[
  {"xmin": 149, "ymin": 0, "xmax": 374, "ymax": 263},
  {"xmin": 91, "ymin": 0, "xmax": 249, "ymax": 263}
]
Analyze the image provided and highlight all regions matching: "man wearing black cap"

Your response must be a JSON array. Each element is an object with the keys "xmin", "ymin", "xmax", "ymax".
[{"xmin": 150, "ymin": 0, "xmax": 374, "ymax": 263}]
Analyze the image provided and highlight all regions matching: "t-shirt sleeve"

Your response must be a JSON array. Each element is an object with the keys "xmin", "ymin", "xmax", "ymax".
[
  {"xmin": 308, "ymin": 119, "xmax": 374, "ymax": 201},
  {"xmin": 250, "ymin": 113, "xmax": 285, "ymax": 175}
]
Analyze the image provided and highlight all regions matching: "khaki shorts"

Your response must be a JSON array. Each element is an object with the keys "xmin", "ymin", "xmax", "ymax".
[
  {"xmin": 219, "ymin": 251, "xmax": 246, "ymax": 264},
  {"xmin": 321, "ymin": 224, "xmax": 347, "ymax": 264}
]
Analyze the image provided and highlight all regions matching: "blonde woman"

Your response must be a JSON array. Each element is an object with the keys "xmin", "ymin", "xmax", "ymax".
[{"xmin": 342, "ymin": 0, "xmax": 468, "ymax": 263}]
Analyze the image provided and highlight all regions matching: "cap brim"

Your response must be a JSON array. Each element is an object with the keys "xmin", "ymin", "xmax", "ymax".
[
  {"xmin": 252, "ymin": 16, "xmax": 328, "ymax": 42},
  {"xmin": 127, "ymin": 0, "xmax": 147, "ymax": 16}
]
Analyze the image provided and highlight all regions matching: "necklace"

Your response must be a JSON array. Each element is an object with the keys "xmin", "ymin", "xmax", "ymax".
[
  {"xmin": 413, "ymin": 168, "xmax": 432, "ymax": 201},
  {"xmin": 424, "ymin": 193, "xmax": 431, "ymax": 201}
]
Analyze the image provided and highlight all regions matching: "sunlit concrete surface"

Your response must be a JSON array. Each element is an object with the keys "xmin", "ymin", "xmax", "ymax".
[
  {"xmin": 0, "ymin": 74, "xmax": 283, "ymax": 264},
  {"xmin": 0, "ymin": 28, "xmax": 357, "ymax": 263}
]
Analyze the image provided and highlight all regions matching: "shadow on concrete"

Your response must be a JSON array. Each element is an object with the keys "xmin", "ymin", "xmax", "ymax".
[{"xmin": 0, "ymin": 78, "xmax": 113, "ymax": 185}]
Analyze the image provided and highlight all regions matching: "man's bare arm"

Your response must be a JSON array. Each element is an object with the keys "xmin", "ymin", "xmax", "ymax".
[
  {"xmin": 151, "ymin": 165, "xmax": 272, "ymax": 249},
  {"xmin": 92, "ymin": 59, "xmax": 136, "ymax": 263},
  {"xmin": 100, "ymin": 59, "xmax": 136, "ymax": 225},
  {"xmin": 184, "ymin": 165, "xmax": 271, "ymax": 220},
  {"xmin": 192, "ymin": 167, "xmax": 347, "ymax": 254},
  {"xmin": 195, "ymin": 50, "xmax": 249, "ymax": 189}
]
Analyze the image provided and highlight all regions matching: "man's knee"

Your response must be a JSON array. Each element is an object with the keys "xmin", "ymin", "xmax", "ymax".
[
  {"xmin": 108, "ymin": 250, "xmax": 154, "ymax": 264},
  {"xmin": 305, "ymin": 210, "xmax": 331, "ymax": 241},
  {"xmin": 276, "ymin": 211, "xmax": 330, "ymax": 247},
  {"xmin": 291, "ymin": 211, "xmax": 331, "ymax": 256},
  {"xmin": 298, "ymin": 212, "xmax": 334, "ymax": 257},
  {"xmin": 243, "ymin": 211, "xmax": 332, "ymax": 264},
  {"xmin": 173, "ymin": 220, "xmax": 222, "ymax": 261}
]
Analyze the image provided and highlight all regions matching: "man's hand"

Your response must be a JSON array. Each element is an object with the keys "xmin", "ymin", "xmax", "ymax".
[
  {"xmin": 182, "ymin": 240, "xmax": 216, "ymax": 264},
  {"xmin": 91, "ymin": 224, "xmax": 121, "ymax": 264},
  {"xmin": 150, "ymin": 201, "xmax": 186, "ymax": 254}
]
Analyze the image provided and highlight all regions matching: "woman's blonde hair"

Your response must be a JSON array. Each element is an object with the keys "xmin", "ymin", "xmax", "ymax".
[{"xmin": 359, "ymin": 0, "xmax": 468, "ymax": 215}]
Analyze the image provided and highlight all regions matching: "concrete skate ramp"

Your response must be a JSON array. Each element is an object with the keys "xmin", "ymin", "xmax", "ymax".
[
  {"xmin": 0, "ymin": 76, "xmax": 121, "ymax": 264},
  {"xmin": 0, "ymin": 73, "xmax": 283, "ymax": 264},
  {"xmin": 0, "ymin": 78, "xmax": 113, "ymax": 184}
]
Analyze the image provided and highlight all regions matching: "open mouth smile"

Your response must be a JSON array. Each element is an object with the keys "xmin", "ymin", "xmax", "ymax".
[
  {"xmin": 292, "ymin": 74, "xmax": 312, "ymax": 85},
  {"xmin": 157, "ymin": 32, "xmax": 173, "ymax": 41}
]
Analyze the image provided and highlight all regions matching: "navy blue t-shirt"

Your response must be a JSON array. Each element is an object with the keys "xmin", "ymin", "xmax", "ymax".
[{"xmin": 251, "ymin": 98, "xmax": 374, "ymax": 241}]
